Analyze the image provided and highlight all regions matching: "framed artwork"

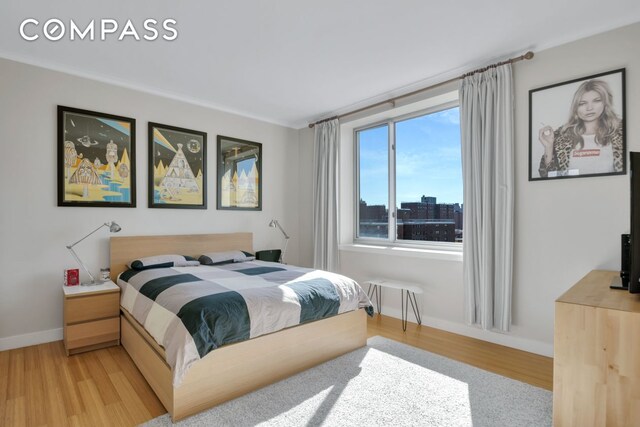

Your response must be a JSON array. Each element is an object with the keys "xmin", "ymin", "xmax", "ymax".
[
  {"xmin": 529, "ymin": 68, "xmax": 626, "ymax": 181},
  {"xmin": 217, "ymin": 135, "xmax": 262, "ymax": 210},
  {"xmin": 148, "ymin": 122, "xmax": 207, "ymax": 209},
  {"xmin": 58, "ymin": 106, "xmax": 136, "ymax": 207}
]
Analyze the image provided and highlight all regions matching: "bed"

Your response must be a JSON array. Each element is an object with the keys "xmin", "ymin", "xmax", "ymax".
[{"xmin": 110, "ymin": 233, "xmax": 370, "ymax": 421}]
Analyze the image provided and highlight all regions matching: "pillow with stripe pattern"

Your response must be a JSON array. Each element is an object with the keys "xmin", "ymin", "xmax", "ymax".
[
  {"xmin": 128, "ymin": 255, "xmax": 200, "ymax": 270},
  {"xmin": 199, "ymin": 250, "xmax": 255, "ymax": 266}
]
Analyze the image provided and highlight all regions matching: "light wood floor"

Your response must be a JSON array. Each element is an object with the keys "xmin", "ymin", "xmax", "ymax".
[
  {"xmin": 367, "ymin": 314, "xmax": 553, "ymax": 390},
  {"xmin": 0, "ymin": 340, "xmax": 165, "ymax": 426},
  {"xmin": 0, "ymin": 314, "xmax": 553, "ymax": 426}
]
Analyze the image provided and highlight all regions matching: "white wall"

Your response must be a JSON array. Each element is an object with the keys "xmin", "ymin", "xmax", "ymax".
[
  {"xmin": 511, "ymin": 22, "xmax": 638, "ymax": 350},
  {"xmin": 297, "ymin": 128, "xmax": 315, "ymax": 268},
  {"xmin": 299, "ymin": 22, "xmax": 640, "ymax": 356},
  {"xmin": 0, "ymin": 58, "xmax": 300, "ymax": 348}
]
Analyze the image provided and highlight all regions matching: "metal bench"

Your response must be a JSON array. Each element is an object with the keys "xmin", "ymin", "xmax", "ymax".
[{"xmin": 366, "ymin": 279, "xmax": 423, "ymax": 331}]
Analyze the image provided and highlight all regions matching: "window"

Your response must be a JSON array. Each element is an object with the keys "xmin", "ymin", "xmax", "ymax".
[
  {"xmin": 356, "ymin": 103, "xmax": 462, "ymax": 245},
  {"xmin": 357, "ymin": 124, "xmax": 389, "ymax": 239}
]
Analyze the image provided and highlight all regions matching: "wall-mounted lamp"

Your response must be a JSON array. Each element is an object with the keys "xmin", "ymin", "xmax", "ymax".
[
  {"xmin": 66, "ymin": 221, "xmax": 121, "ymax": 286},
  {"xmin": 268, "ymin": 219, "xmax": 290, "ymax": 263}
]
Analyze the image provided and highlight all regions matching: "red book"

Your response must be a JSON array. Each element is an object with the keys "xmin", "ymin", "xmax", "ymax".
[{"xmin": 64, "ymin": 268, "xmax": 80, "ymax": 286}]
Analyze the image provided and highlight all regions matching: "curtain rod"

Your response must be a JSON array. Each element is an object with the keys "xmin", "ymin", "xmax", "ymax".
[{"xmin": 308, "ymin": 51, "xmax": 534, "ymax": 128}]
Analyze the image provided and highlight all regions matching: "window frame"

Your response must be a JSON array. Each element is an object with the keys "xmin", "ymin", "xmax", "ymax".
[{"xmin": 354, "ymin": 99, "xmax": 462, "ymax": 251}]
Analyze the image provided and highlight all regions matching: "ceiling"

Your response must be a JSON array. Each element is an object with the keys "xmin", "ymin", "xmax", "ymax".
[{"xmin": 1, "ymin": 0, "xmax": 639, "ymax": 129}]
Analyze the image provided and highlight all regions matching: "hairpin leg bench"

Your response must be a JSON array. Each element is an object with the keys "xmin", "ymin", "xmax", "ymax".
[{"xmin": 366, "ymin": 279, "xmax": 423, "ymax": 331}]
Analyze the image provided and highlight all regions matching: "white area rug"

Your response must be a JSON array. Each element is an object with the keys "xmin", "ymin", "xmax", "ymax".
[{"xmin": 142, "ymin": 336, "xmax": 552, "ymax": 427}]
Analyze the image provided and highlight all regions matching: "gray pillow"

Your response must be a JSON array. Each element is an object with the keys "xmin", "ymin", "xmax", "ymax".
[
  {"xmin": 128, "ymin": 254, "xmax": 200, "ymax": 270},
  {"xmin": 199, "ymin": 250, "xmax": 255, "ymax": 265}
]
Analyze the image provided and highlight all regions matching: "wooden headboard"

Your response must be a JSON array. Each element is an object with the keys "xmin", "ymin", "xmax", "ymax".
[{"xmin": 109, "ymin": 232, "xmax": 253, "ymax": 281}]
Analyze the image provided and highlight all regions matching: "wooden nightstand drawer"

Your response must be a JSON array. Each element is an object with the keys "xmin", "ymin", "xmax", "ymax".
[
  {"xmin": 65, "ymin": 291, "xmax": 120, "ymax": 324},
  {"xmin": 65, "ymin": 317, "xmax": 120, "ymax": 352},
  {"xmin": 63, "ymin": 281, "xmax": 120, "ymax": 355}
]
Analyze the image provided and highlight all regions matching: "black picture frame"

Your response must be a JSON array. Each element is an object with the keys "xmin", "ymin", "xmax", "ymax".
[
  {"xmin": 529, "ymin": 68, "xmax": 626, "ymax": 181},
  {"xmin": 57, "ymin": 105, "xmax": 136, "ymax": 207},
  {"xmin": 148, "ymin": 122, "xmax": 207, "ymax": 209},
  {"xmin": 217, "ymin": 135, "xmax": 262, "ymax": 210}
]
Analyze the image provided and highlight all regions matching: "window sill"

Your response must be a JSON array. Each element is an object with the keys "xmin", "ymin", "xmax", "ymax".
[{"xmin": 339, "ymin": 243, "xmax": 463, "ymax": 262}]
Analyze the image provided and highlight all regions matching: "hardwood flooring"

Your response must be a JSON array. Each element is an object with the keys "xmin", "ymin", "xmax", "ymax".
[
  {"xmin": 0, "ymin": 341, "xmax": 164, "ymax": 426},
  {"xmin": 366, "ymin": 314, "xmax": 553, "ymax": 390},
  {"xmin": 0, "ymin": 315, "xmax": 553, "ymax": 426}
]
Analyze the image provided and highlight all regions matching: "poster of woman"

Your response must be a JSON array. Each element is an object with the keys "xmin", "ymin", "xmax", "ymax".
[{"xmin": 529, "ymin": 69, "xmax": 626, "ymax": 181}]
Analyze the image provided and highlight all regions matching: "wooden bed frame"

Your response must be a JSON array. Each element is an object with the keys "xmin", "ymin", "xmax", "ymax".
[{"xmin": 110, "ymin": 233, "xmax": 367, "ymax": 422}]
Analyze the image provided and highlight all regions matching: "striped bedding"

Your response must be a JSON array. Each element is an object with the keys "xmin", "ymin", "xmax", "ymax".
[{"xmin": 117, "ymin": 260, "xmax": 373, "ymax": 386}]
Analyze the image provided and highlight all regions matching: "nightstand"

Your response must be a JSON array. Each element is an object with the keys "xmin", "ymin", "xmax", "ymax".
[{"xmin": 63, "ymin": 280, "xmax": 120, "ymax": 356}]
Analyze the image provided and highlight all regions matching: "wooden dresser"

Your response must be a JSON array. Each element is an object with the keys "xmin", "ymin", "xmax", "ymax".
[
  {"xmin": 63, "ymin": 281, "xmax": 120, "ymax": 355},
  {"xmin": 554, "ymin": 270, "xmax": 640, "ymax": 426}
]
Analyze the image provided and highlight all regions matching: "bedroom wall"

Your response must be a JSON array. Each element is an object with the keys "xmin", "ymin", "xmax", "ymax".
[
  {"xmin": 298, "ymin": 22, "xmax": 640, "ymax": 356},
  {"xmin": 0, "ymin": 57, "xmax": 300, "ymax": 349},
  {"xmin": 297, "ymin": 129, "xmax": 315, "ymax": 268}
]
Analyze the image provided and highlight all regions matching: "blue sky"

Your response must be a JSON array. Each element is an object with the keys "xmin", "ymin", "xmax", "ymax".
[{"xmin": 359, "ymin": 106, "xmax": 462, "ymax": 207}]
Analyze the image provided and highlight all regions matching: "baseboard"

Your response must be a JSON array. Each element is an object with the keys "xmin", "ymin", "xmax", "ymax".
[
  {"xmin": 0, "ymin": 328, "xmax": 63, "ymax": 351},
  {"xmin": 380, "ymin": 308, "xmax": 554, "ymax": 357}
]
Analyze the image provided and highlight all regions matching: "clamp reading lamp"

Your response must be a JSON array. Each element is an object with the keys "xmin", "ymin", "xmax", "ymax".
[
  {"xmin": 66, "ymin": 221, "xmax": 121, "ymax": 286},
  {"xmin": 268, "ymin": 219, "xmax": 290, "ymax": 263}
]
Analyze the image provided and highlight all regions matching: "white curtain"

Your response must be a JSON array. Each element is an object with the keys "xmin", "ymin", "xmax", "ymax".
[
  {"xmin": 313, "ymin": 119, "xmax": 340, "ymax": 271},
  {"xmin": 459, "ymin": 64, "xmax": 514, "ymax": 332}
]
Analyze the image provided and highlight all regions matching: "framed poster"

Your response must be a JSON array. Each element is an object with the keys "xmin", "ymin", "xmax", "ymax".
[
  {"xmin": 148, "ymin": 122, "xmax": 207, "ymax": 209},
  {"xmin": 217, "ymin": 135, "xmax": 262, "ymax": 210},
  {"xmin": 58, "ymin": 106, "xmax": 136, "ymax": 207},
  {"xmin": 529, "ymin": 68, "xmax": 626, "ymax": 181}
]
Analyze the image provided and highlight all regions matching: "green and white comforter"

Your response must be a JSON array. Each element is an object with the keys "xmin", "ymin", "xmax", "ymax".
[{"xmin": 118, "ymin": 261, "xmax": 373, "ymax": 386}]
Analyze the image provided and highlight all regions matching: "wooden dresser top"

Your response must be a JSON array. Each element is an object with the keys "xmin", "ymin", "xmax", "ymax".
[{"xmin": 557, "ymin": 270, "xmax": 640, "ymax": 313}]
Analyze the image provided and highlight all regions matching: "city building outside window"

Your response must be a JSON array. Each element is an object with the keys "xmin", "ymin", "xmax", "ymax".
[{"xmin": 356, "ymin": 103, "xmax": 462, "ymax": 246}]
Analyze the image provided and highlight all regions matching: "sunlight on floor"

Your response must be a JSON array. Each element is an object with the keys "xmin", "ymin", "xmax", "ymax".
[{"xmin": 266, "ymin": 347, "xmax": 473, "ymax": 426}]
